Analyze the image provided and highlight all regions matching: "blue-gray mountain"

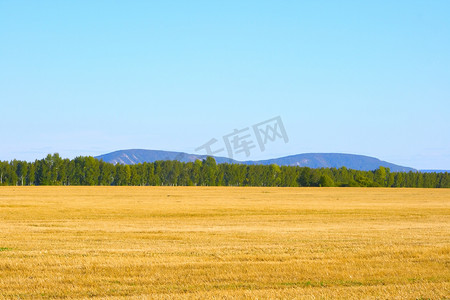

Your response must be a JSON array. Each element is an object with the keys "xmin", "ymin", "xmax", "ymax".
[
  {"xmin": 95, "ymin": 149, "xmax": 416, "ymax": 172},
  {"xmin": 420, "ymin": 170, "xmax": 450, "ymax": 173}
]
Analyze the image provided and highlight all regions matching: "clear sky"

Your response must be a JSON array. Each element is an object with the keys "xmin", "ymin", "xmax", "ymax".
[{"xmin": 1, "ymin": 1, "xmax": 449, "ymax": 169}]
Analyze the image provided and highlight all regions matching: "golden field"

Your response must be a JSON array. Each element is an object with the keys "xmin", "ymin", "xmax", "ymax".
[{"xmin": 0, "ymin": 187, "xmax": 449, "ymax": 299}]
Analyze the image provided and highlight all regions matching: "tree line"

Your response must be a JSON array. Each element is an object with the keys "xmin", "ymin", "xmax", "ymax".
[{"xmin": 0, "ymin": 154, "xmax": 448, "ymax": 188}]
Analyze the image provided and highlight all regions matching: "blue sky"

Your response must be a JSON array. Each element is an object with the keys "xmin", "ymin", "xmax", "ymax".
[{"xmin": 1, "ymin": 1, "xmax": 449, "ymax": 169}]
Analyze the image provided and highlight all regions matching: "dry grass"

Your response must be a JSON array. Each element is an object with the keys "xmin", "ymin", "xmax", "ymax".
[{"xmin": 0, "ymin": 187, "xmax": 449, "ymax": 299}]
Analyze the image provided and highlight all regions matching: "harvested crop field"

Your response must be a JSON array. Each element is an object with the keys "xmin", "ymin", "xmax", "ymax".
[{"xmin": 0, "ymin": 187, "xmax": 449, "ymax": 299}]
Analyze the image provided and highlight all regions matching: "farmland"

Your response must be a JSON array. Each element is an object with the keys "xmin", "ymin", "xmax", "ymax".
[{"xmin": 0, "ymin": 187, "xmax": 449, "ymax": 299}]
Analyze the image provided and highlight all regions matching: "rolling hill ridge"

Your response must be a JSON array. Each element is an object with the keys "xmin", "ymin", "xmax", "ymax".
[{"xmin": 95, "ymin": 149, "xmax": 416, "ymax": 172}]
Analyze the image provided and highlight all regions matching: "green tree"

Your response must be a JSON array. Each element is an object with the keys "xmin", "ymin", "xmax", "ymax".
[
  {"xmin": 0, "ymin": 161, "xmax": 7, "ymax": 185},
  {"xmin": 144, "ymin": 162, "xmax": 156, "ymax": 185},
  {"xmin": 16, "ymin": 161, "xmax": 28, "ymax": 186},
  {"xmin": 387, "ymin": 172, "xmax": 395, "ymax": 187},
  {"xmin": 35, "ymin": 157, "xmax": 50, "ymax": 185},
  {"xmin": 268, "ymin": 164, "xmax": 281, "ymax": 187},
  {"xmin": 201, "ymin": 157, "xmax": 218, "ymax": 186},
  {"xmin": 114, "ymin": 164, "xmax": 131, "ymax": 186},
  {"xmin": 27, "ymin": 161, "xmax": 36, "ymax": 185},
  {"xmin": 280, "ymin": 166, "xmax": 298, "ymax": 187},
  {"xmin": 82, "ymin": 157, "xmax": 100, "ymax": 185},
  {"xmin": 393, "ymin": 173, "xmax": 404, "ymax": 187},
  {"xmin": 153, "ymin": 162, "xmax": 162, "ymax": 186},
  {"xmin": 178, "ymin": 162, "xmax": 193, "ymax": 186},
  {"xmin": 319, "ymin": 174, "xmax": 335, "ymax": 187},
  {"xmin": 355, "ymin": 172, "xmax": 371, "ymax": 187},
  {"xmin": 99, "ymin": 161, "xmax": 115, "ymax": 185},
  {"xmin": 374, "ymin": 166, "xmax": 388, "ymax": 187}
]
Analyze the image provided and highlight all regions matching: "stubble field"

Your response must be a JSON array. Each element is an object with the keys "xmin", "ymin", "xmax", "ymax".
[{"xmin": 0, "ymin": 187, "xmax": 449, "ymax": 299}]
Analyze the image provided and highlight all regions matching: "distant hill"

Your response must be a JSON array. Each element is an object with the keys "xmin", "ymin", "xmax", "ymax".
[
  {"xmin": 95, "ymin": 149, "xmax": 416, "ymax": 172},
  {"xmin": 95, "ymin": 149, "xmax": 238, "ymax": 165},
  {"xmin": 420, "ymin": 170, "xmax": 450, "ymax": 173},
  {"xmin": 244, "ymin": 153, "xmax": 416, "ymax": 172}
]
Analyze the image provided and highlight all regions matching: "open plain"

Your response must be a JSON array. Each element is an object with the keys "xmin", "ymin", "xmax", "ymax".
[{"xmin": 0, "ymin": 187, "xmax": 449, "ymax": 299}]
